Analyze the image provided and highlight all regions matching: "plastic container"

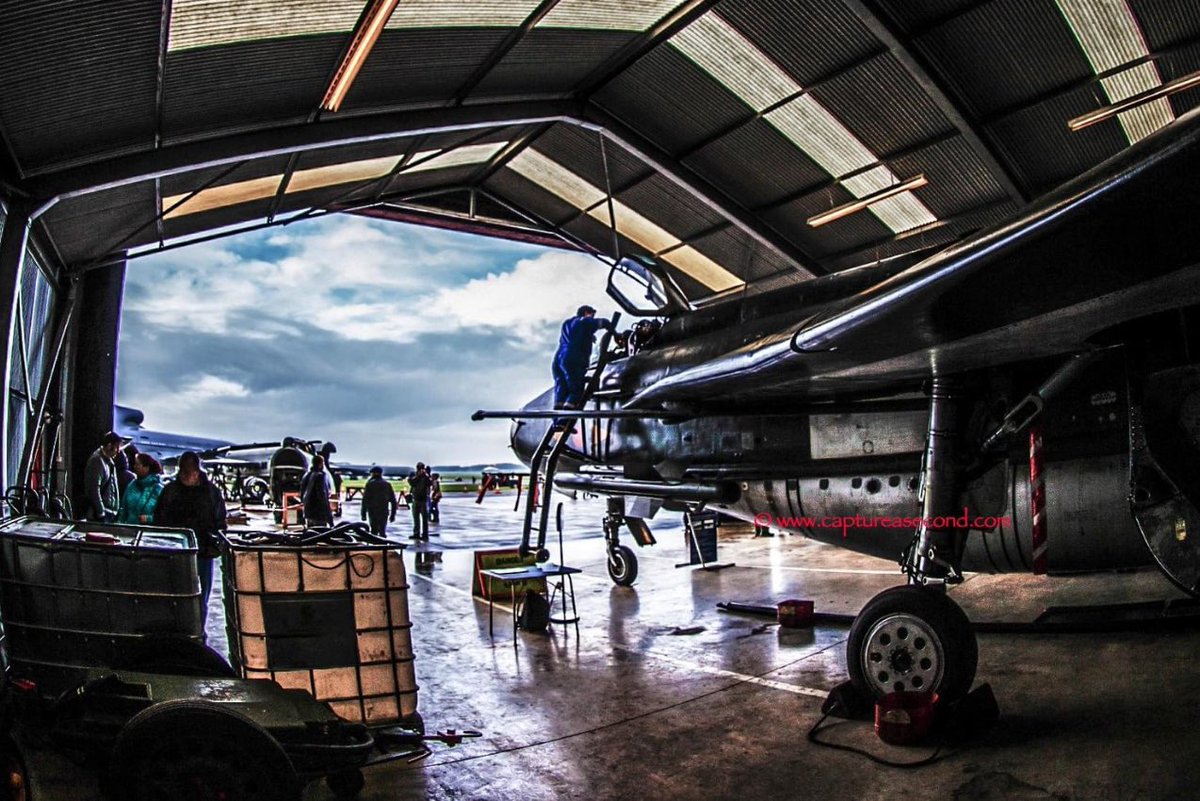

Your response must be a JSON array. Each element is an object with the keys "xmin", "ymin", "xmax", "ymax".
[
  {"xmin": 222, "ymin": 532, "xmax": 418, "ymax": 727},
  {"xmin": 776, "ymin": 599, "xmax": 814, "ymax": 628},
  {"xmin": 875, "ymin": 690, "xmax": 939, "ymax": 745},
  {"xmin": 0, "ymin": 516, "xmax": 202, "ymax": 693}
]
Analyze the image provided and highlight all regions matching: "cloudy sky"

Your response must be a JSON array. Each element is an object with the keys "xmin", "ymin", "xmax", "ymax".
[{"xmin": 116, "ymin": 215, "xmax": 612, "ymax": 465}]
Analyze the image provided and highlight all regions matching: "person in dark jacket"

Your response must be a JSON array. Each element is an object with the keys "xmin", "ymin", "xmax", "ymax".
[
  {"xmin": 113, "ymin": 447, "xmax": 136, "ymax": 497},
  {"xmin": 118, "ymin": 453, "xmax": 164, "ymax": 524},
  {"xmin": 408, "ymin": 463, "xmax": 432, "ymax": 541},
  {"xmin": 156, "ymin": 451, "xmax": 226, "ymax": 628},
  {"xmin": 83, "ymin": 431, "xmax": 128, "ymax": 522},
  {"xmin": 301, "ymin": 454, "xmax": 334, "ymax": 528},
  {"xmin": 360, "ymin": 466, "xmax": 397, "ymax": 537},
  {"xmin": 552, "ymin": 305, "xmax": 612, "ymax": 410}
]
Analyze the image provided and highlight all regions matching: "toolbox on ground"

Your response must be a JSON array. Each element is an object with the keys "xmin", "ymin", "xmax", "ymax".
[
  {"xmin": 0, "ymin": 516, "xmax": 202, "ymax": 694},
  {"xmin": 221, "ymin": 526, "xmax": 420, "ymax": 728}
]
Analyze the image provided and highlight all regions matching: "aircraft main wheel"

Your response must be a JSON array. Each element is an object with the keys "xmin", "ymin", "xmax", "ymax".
[
  {"xmin": 109, "ymin": 700, "xmax": 301, "ymax": 801},
  {"xmin": 847, "ymin": 585, "xmax": 977, "ymax": 703},
  {"xmin": 606, "ymin": 545, "xmax": 638, "ymax": 586},
  {"xmin": 243, "ymin": 477, "xmax": 269, "ymax": 505}
]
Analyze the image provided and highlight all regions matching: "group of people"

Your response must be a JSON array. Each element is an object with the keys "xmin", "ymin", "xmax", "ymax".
[
  {"xmin": 358, "ymin": 462, "xmax": 442, "ymax": 540},
  {"xmin": 83, "ymin": 431, "xmax": 226, "ymax": 618}
]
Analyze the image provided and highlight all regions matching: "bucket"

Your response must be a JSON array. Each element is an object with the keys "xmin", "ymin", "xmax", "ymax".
[
  {"xmin": 776, "ymin": 599, "xmax": 814, "ymax": 628},
  {"xmin": 875, "ymin": 690, "xmax": 939, "ymax": 745}
]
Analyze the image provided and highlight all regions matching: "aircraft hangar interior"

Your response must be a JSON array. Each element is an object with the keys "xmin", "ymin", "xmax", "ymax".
[{"xmin": 1, "ymin": 0, "xmax": 1200, "ymax": 799}]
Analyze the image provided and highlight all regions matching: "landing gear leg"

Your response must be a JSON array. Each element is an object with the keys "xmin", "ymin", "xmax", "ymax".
[
  {"xmin": 604, "ymin": 497, "xmax": 638, "ymax": 586},
  {"xmin": 847, "ymin": 377, "xmax": 978, "ymax": 702}
]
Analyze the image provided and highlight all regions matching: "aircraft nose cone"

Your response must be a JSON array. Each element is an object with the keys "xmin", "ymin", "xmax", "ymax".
[{"xmin": 510, "ymin": 387, "xmax": 556, "ymax": 467}]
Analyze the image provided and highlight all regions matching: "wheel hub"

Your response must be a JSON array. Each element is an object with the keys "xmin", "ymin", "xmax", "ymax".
[{"xmin": 862, "ymin": 613, "xmax": 944, "ymax": 696}]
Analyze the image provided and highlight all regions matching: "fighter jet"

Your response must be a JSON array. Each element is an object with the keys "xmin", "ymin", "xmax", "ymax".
[{"xmin": 481, "ymin": 107, "xmax": 1200, "ymax": 704}]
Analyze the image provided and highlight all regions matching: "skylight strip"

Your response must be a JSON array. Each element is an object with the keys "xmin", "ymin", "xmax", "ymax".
[
  {"xmin": 1056, "ymin": 0, "xmax": 1173, "ymax": 143},
  {"xmin": 670, "ymin": 13, "xmax": 799, "ymax": 112},
  {"xmin": 508, "ymin": 150, "xmax": 608, "ymax": 209},
  {"xmin": 168, "ymin": 0, "xmax": 363, "ymax": 52},
  {"xmin": 288, "ymin": 156, "xmax": 400, "ymax": 194},
  {"xmin": 538, "ymin": 0, "xmax": 684, "ymax": 31},
  {"xmin": 765, "ymin": 95, "xmax": 876, "ymax": 179},
  {"xmin": 403, "ymin": 142, "xmax": 509, "ymax": 173},
  {"xmin": 506, "ymin": 149, "xmax": 742, "ymax": 292},
  {"xmin": 661, "ymin": 246, "xmax": 744, "ymax": 293},
  {"xmin": 386, "ymin": 0, "xmax": 541, "ymax": 29},
  {"xmin": 586, "ymin": 201, "xmax": 676, "ymax": 254},
  {"xmin": 163, "ymin": 175, "xmax": 282, "ymax": 219}
]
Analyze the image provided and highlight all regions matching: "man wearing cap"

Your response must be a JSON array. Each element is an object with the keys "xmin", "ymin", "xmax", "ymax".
[
  {"xmin": 83, "ymin": 431, "xmax": 128, "ymax": 522},
  {"xmin": 361, "ymin": 466, "xmax": 398, "ymax": 537},
  {"xmin": 552, "ymin": 305, "xmax": 613, "ymax": 412}
]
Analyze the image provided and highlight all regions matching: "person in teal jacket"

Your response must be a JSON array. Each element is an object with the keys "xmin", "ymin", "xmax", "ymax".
[{"xmin": 119, "ymin": 453, "xmax": 165, "ymax": 524}]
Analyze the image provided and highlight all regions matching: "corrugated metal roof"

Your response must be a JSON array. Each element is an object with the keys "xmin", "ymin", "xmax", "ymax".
[
  {"xmin": 483, "ymin": 169, "xmax": 588, "ymax": 231},
  {"xmin": 988, "ymin": 86, "xmax": 1128, "ymax": 195},
  {"xmin": 163, "ymin": 38, "xmax": 340, "ymax": 141},
  {"xmin": 1129, "ymin": 0, "xmax": 1200, "ymax": 51},
  {"xmin": 533, "ymin": 124, "xmax": 648, "ymax": 195},
  {"xmin": 683, "ymin": 120, "xmax": 830, "ymax": 209},
  {"xmin": 617, "ymin": 173, "xmax": 728, "ymax": 241},
  {"xmin": 761, "ymin": 188, "xmax": 893, "ymax": 258},
  {"xmin": 808, "ymin": 53, "xmax": 954, "ymax": 156},
  {"xmin": 475, "ymin": 31, "xmax": 633, "ymax": 102},
  {"xmin": 538, "ymin": 0, "xmax": 685, "ymax": 31},
  {"xmin": 41, "ymin": 182, "xmax": 158, "ymax": 266},
  {"xmin": 916, "ymin": 0, "xmax": 1095, "ymax": 119},
  {"xmin": 873, "ymin": 0, "xmax": 980, "ymax": 33},
  {"xmin": 593, "ymin": 46, "xmax": 754, "ymax": 154},
  {"xmin": 168, "ymin": 0, "xmax": 362, "ymax": 51},
  {"xmin": 344, "ymin": 30, "xmax": 511, "ymax": 109},
  {"xmin": 715, "ymin": 0, "xmax": 880, "ymax": 85},
  {"xmin": 386, "ymin": 0, "xmax": 542, "ymax": 30},
  {"xmin": 1161, "ymin": 42, "xmax": 1200, "ymax": 118},
  {"xmin": 0, "ymin": 0, "xmax": 160, "ymax": 171},
  {"xmin": 887, "ymin": 135, "xmax": 1007, "ymax": 217}
]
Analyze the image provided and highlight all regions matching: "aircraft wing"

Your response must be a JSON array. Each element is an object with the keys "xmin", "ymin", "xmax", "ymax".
[{"xmin": 629, "ymin": 107, "xmax": 1200, "ymax": 407}]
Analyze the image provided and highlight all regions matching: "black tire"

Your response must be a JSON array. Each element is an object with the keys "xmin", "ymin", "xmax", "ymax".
[
  {"xmin": 242, "ymin": 477, "xmax": 269, "ymax": 505},
  {"xmin": 847, "ymin": 585, "xmax": 977, "ymax": 703},
  {"xmin": 325, "ymin": 768, "xmax": 365, "ymax": 799},
  {"xmin": 114, "ymin": 634, "xmax": 237, "ymax": 678},
  {"xmin": 108, "ymin": 700, "xmax": 301, "ymax": 801},
  {"xmin": 606, "ymin": 545, "xmax": 638, "ymax": 586}
]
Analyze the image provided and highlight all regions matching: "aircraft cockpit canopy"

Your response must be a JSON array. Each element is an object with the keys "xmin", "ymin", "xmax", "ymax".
[{"xmin": 607, "ymin": 256, "xmax": 685, "ymax": 318}]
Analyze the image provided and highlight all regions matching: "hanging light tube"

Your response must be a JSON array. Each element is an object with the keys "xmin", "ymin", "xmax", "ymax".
[
  {"xmin": 807, "ymin": 174, "xmax": 929, "ymax": 228},
  {"xmin": 1068, "ymin": 68, "xmax": 1200, "ymax": 132},
  {"xmin": 321, "ymin": 0, "xmax": 399, "ymax": 112}
]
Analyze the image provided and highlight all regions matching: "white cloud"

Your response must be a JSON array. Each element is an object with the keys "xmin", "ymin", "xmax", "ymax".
[{"xmin": 192, "ymin": 374, "xmax": 251, "ymax": 400}]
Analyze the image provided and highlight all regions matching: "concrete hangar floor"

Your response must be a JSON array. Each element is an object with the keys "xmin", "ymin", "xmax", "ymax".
[{"xmin": 28, "ymin": 494, "xmax": 1200, "ymax": 801}]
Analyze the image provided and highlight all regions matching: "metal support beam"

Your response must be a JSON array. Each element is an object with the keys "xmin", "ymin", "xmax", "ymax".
[
  {"xmin": 0, "ymin": 202, "xmax": 32, "ymax": 487},
  {"xmin": 17, "ymin": 282, "xmax": 76, "ymax": 488},
  {"xmin": 25, "ymin": 100, "xmax": 588, "ymax": 215},
  {"xmin": 450, "ymin": 0, "xmax": 563, "ymax": 105},
  {"xmin": 584, "ymin": 106, "xmax": 820, "ymax": 276},
  {"xmin": 841, "ymin": 0, "xmax": 1027, "ymax": 205}
]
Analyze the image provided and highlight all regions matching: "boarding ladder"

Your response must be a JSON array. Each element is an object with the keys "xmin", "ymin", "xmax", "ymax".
[{"xmin": 518, "ymin": 313, "xmax": 621, "ymax": 558}]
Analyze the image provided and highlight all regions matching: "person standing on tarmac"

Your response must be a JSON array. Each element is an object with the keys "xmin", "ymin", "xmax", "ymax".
[
  {"xmin": 301, "ymin": 455, "xmax": 334, "ymax": 528},
  {"xmin": 156, "ymin": 452, "xmax": 226, "ymax": 632},
  {"xmin": 361, "ymin": 466, "xmax": 397, "ymax": 537},
  {"xmin": 409, "ymin": 463, "xmax": 432, "ymax": 541},
  {"xmin": 83, "ymin": 431, "xmax": 129, "ymax": 522},
  {"xmin": 552, "ymin": 305, "xmax": 612, "ymax": 412}
]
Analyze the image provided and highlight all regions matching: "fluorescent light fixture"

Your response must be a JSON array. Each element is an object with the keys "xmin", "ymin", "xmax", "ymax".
[
  {"xmin": 507, "ymin": 149, "xmax": 743, "ymax": 292},
  {"xmin": 538, "ymin": 0, "xmax": 684, "ymax": 31},
  {"xmin": 1068, "ymin": 69, "xmax": 1200, "ymax": 132},
  {"xmin": 1056, "ymin": 0, "xmax": 1176, "ymax": 143},
  {"xmin": 670, "ymin": 13, "xmax": 799, "ymax": 112},
  {"xmin": 807, "ymin": 174, "xmax": 929, "ymax": 228},
  {"xmin": 321, "ymin": 0, "xmax": 399, "ymax": 112}
]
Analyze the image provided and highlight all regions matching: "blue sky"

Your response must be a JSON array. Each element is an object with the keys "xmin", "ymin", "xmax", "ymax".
[{"xmin": 116, "ymin": 215, "xmax": 612, "ymax": 465}]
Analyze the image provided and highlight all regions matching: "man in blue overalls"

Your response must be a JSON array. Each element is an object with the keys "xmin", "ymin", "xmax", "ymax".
[{"xmin": 552, "ymin": 305, "xmax": 612, "ymax": 413}]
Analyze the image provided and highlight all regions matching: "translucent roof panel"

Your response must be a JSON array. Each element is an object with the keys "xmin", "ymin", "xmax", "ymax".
[
  {"xmin": 764, "ymin": 95, "xmax": 875, "ymax": 179},
  {"xmin": 168, "ymin": 0, "xmax": 362, "ymax": 51},
  {"xmin": 386, "ymin": 0, "xmax": 542, "ymax": 29},
  {"xmin": 403, "ymin": 142, "xmax": 509, "ymax": 173},
  {"xmin": 506, "ymin": 148, "xmax": 742, "ymax": 292},
  {"xmin": 164, "ymin": 175, "xmax": 282, "ymax": 218},
  {"xmin": 287, "ymin": 155, "xmax": 399, "ymax": 193},
  {"xmin": 841, "ymin": 166, "xmax": 937, "ymax": 233},
  {"xmin": 661, "ymin": 245, "xmax": 744, "ymax": 294},
  {"xmin": 670, "ymin": 12, "xmax": 799, "ymax": 112},
  {"xmin": 1055, "ymin": 0, "xmax": 1174, "ymax": 143},
  {"xmin": 538, "ymin": 0, "xmax": 684, "ymax": 31}
]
